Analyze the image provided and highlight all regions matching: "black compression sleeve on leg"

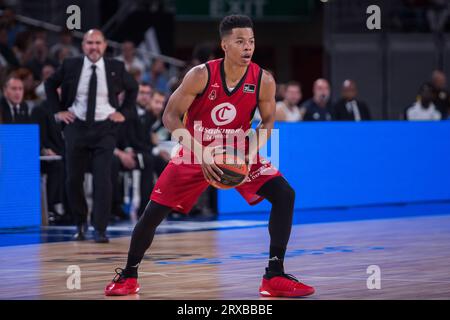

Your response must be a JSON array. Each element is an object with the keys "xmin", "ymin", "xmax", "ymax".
[
  {"xmin": 124, "ymin": 200, "xmax": 172, "ymax": 278},
  {"xmin": 256, "ymin": 176, "xmax": 295, "ymax": 273}
]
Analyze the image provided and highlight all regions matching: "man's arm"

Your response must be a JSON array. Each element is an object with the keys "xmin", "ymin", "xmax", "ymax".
[
  {"xmin": 248, "ymin": 70, "xmax": 277, "ymax": 163},
  {"xmin": 44, "ymin": 60, "xmax": 65, "ymax": 115},
  {"xmin": 162, "ymin": 64, "xmax": 223, "ymax": 182},
  {"xmin": 117, "ymin": 63, "xmax": 138, "ymax": 121},
  {"xmin": 44, "ymin": 60, "xmax": 76, "ymax": 124}
]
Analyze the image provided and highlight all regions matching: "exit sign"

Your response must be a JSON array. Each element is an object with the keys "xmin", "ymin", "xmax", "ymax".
[{"xmin": 175, "ymin": 0, "xmax": 315, "ymax": 22}]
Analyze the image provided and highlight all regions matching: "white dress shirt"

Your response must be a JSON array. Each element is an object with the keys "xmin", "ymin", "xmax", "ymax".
[
  {"xmin": 406, "ymin": 102, "xmax": 442, "ymax": 121},
  {"xmin": 276, "ymin": 101, "xmax": 302, "ymax": 122},
  {"xmin": 345, "ymin": 100, "xmax": 362, "ymax": 121},
  {"xmin": 69, "ymin": 56, "xmax": 116, "ymax": 121},
  {"xmin": 7, "ymin": 100, "xmax": 20, "ymax": 121},
  {"xmin": 115, "ymin": 55, "xmax": 146, "ymax": 74}
]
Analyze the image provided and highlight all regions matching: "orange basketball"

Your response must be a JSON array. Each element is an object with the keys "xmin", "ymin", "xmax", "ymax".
[{"xmin": 209, "ymin": 146, "xmax": 249, "ymax": 189}]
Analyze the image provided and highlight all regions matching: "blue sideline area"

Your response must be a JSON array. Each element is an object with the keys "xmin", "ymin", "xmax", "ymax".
[
  {"xmin": 1, "ymin": 122, "xmax": 450, "ymax": 247},
  {"xmin": 0, "ymin": 125, "xmax": 40, "ymax": 229},
  {"xmin": 218, "ymin": 121, "xmax": 450, "ymax": 213}
]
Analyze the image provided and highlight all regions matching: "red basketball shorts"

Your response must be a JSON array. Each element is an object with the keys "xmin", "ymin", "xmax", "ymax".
[{"xmin": 150, "ymin": 156, "xmax": 282, "ymax": 214}]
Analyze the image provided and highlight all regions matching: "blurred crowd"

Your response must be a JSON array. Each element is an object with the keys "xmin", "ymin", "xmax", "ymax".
[
  {"xmin": 1, "ymin": 6, "xmax": 450, "ymax": 226},
  {"xmin": 256, "ymin": 70, "xmax": 450, "ymax": 123},
  {"xmin": 390, "ymin": 0, "xmax": 450, "ymax": 33},
  {"xmin": 0, "ymin": 8, "xmax": 185, "ymax": 225}
]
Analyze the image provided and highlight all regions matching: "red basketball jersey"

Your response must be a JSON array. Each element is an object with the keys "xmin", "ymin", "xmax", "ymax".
[
  {"xmin": 182, "ymin": 58, "xmax": 262, "ymax": 152},
  {"xmin": 152, "ymin": 59, "xmax": 282, "ymax": 212}
]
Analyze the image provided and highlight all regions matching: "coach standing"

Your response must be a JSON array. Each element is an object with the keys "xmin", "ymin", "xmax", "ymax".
[{"xmin": 45, "ymin": 29, "xmax": 138, "ymax": 243}]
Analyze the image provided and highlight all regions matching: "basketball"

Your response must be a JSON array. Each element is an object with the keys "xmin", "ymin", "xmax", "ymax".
[{"xmin": 208, "ymin": 146, "xmax": 249, "ymax": 189}]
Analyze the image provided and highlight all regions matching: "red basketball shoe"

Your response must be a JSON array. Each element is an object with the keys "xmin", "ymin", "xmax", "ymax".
[
  {"xmin": 104, "ymin": 268, "xmax": 140, "ymax": 296},
  {"xmin": 259, "ymin": 269, "xmax": 315, "ymax": 298}
]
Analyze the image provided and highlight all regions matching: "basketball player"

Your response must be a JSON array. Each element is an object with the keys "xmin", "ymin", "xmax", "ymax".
[{"xmin": 105, "ymin": 15, "xmax": 315, "ymax": 298}]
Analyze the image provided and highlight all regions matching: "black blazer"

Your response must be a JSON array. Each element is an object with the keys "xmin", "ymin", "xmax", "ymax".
[
  {"xmin": 0, "ymin": 96, "xmax": 31, "ymax": 124},
  {"xmin": 332, "ymin": 98, "xmax": 372, "ymax": 121},
  {"xmin": 44, "ymin": 56, "xmax": 138, "ymax": 120},
  {"xmin": 116, "ymin": 106, "xmax": 154, "ymax": 154},
  {"xmin": 31, "ymin": 101, "xmax": 64, "ymax": 155}
]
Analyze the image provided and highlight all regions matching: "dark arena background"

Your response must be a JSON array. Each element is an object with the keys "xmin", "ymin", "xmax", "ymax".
[{"xmin": 0, "ymin": 0, "xmax": 450, "ymax": 310}]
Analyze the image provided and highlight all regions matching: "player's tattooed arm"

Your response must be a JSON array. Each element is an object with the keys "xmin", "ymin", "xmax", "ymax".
[{"xmin": 247, "ymin": 69, "xmax": 276, "ymax": 163}]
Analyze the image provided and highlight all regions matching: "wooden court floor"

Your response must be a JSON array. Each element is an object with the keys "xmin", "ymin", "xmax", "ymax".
[{"xmin": 1, "ymin": 214, "xmax": 450, "ymax": 300}]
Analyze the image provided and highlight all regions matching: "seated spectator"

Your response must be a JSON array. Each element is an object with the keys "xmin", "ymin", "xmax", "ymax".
[
  {"xmin": 275, "ymin": 81, "xmax": 303, "ymax": 122},
  {"xmin": 11, "ymin": 30, "xmax": 33, "ymax": 65},
  {"xmin": 333, "ymin": 80, "xmax": 371, "ymax": 121},
  {"xmin": 111, "ymin": 84, "xmax": 168, "ymax": 218},
  {"xmin": 128, "ymin": 66, "xmax": 143, "ymax": 84},
  {"xmin": 25, "ymin": 38, "xmax": 57, "ymax": 81},
  {"xmin": 252, "ymin": 78, "xmax": 287, "ymax": 121},
  {"xmin": 430, "ymin": 70, "xmax": 450, "ymax": 119},
  {"xmin": 55, "ymin": 46, "xmax": 72, "ymax": 66},
  {"xmin": 131, "ymin": 86, "xmax": 169, "ymax": 167},
  {"xmin": 147, "ymin": 89, "xmax": 171, "ymax": 159},
  {"xmin": 35, "ymin": 64, "xmax": 55, "ymax": 101},
  {"xmin": 13, "ymin": 67, "xmax": 40, "ymax": 110},
  {"xmin": 31, "ymin": 99, "xmax": 68, "ymax": 224},
  {"xmin": 49, "ymin": 29, "xmax": 80, "ymax": 60},
  {"xmin": 0, "ymin": 24, "xmax": 19, "ymax": 70},
  {"xmin": 302, "ymin": 78, "xmax": 333, "ymax": 121},
  {"xmin": 32, "ymin": 27, "xmax": 48, "ymax": 42},
  {"xmin": 142, "ymin": 58, "xmax": 169, "ymax": 94},
  {"xmin": 0, "ymin": 7, "xmax": 26, "ymax": 47},
  {"xmin": 115, "ymin": 41, "xmax": 146, "ymax": 74},
  {"xmin": 0, "ymin": 74, "xmax": 31, "ymax": 123},
  {"xmin": 404, "ymin": 83, "xmax": 441, "ymax": 120}
]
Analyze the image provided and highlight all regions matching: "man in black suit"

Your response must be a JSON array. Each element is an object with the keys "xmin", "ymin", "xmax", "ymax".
[
  {"xmin": 45, "ymin": 29, "xmax": 138, "ymax": 243},
  {"xmin": 1, "ymin": 75, "xmax": 31, "ymax": 124},
  {"xmin": 430, "ymin": 70, "xmax": 450, "ymax": 119},
  {"xmin": 31, "ymin": 99, "xmax": 69, "ymax": 224},
  {"xmin": 302, "ymin": 79, "xmax": 333, "ymax": 121},
  {"xmin": 333, "ymin": 80, "xmax": 371, "ymax": 121},
  {"xmin": 111, "ymin": 84, "xmax": 168, "ymax": 219}
]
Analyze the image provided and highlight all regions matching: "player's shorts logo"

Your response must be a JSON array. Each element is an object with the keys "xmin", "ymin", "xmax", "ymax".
[{"xmin": 211, "ymin": 102, "xmax": 237, "ymax": 126}]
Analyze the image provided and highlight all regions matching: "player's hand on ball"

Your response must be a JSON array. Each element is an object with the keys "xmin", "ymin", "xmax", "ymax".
[{"xmin": 200, "ymin": 146, "xmax": 223, "ymax": 183}]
